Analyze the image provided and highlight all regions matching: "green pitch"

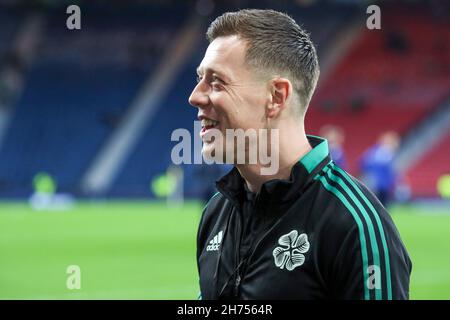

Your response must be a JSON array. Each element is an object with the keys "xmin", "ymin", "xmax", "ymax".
[{"xmin": 0, "ymin": 201, "xmax": 449, "ymax": 299}]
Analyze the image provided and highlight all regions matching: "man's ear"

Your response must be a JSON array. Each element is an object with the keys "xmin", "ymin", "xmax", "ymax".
[{"xmin": 267, "ymin": 78, "xmax": 291, "ymax": 119}]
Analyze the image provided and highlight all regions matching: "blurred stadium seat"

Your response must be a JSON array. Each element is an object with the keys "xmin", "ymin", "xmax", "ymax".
[
  {"xmin": 0, "ymin": 0, "xmax": 449, "ymax": 301},
  {"xmin": 0, "ymin": 1, "xmax": 448, "ymax": 199},
  {"xmin": 307, "ymin": 2, "xmax": 450, "ymax": 198}
]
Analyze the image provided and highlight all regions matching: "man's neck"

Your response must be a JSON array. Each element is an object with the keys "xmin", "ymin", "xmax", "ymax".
[{"xmin": 236, "ymin": 131, "xmax": 312, "ymax": 193}]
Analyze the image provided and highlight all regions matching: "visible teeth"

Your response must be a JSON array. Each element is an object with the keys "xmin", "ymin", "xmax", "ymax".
[{"xmin": 201, "ymin": 119, "xmax": 218, "ymax": 127}]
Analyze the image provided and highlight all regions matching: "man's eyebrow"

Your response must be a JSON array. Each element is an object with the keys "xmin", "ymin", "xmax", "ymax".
[{"xmin": 196, "ymin": 67, "xmax": 230, "ymax": 81}]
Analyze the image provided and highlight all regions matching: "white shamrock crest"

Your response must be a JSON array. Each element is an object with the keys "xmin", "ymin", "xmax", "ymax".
[{"xmin": 272, "ymin": 230, "xmax": 310, "ymax": 271}]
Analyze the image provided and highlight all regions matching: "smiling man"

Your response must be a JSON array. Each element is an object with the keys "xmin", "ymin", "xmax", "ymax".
[{"xmin": 189, "ymin": 9, "xmax": 411, "ymax": 300}]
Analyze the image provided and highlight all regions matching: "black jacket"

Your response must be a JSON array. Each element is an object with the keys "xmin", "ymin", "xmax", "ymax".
[{"xmin": 197, "ymin": 136, "xmax": 412, "ymax": 300}]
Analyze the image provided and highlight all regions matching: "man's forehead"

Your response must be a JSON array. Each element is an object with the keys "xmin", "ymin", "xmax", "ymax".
[{"xmin": 197, "ymin": 35, "xmax": 247, "ymax": 75}]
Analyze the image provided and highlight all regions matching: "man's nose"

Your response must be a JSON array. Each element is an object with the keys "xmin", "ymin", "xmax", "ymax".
[{"xmin": 188, "ymin": 82, "xmax": 209, "ymax": 109}]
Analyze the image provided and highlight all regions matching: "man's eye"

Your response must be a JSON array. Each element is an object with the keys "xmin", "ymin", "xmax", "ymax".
[
  {"xmin": 211, "ymin": 77, "xmax": 224, "ymax": 91},
  {"xmin": 196, "ymin": 75, "xmax": 202, "ymax": 83},
  {"xmin": 211, "ymin": 76, "xmax": 222, "ymax": 84}
]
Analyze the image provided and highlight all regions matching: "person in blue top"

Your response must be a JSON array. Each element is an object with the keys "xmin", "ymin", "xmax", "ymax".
[{"xmin": 360, "ymin": 131, "xmax": 401, "ymax": 207}]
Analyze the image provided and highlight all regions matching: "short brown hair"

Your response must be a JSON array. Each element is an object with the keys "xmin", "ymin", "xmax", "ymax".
[{"xmin": 207, "ymin": 9, "xmax": 320, "ymax": 113}]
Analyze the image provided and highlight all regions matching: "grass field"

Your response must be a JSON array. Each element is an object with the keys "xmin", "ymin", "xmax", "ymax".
[{"xmin": 0, "ymin": 201, "xmax": 449, "ymax": 299}]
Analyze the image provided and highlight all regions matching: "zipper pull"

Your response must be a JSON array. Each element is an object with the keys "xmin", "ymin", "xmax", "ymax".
[{"xmin": 234, "ymin": 274, "xmax": 241, "ymax": 297}]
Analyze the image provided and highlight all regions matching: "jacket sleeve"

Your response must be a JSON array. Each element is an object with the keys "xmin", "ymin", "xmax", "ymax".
[
  {"xmin": 196, "ymin": 192, "xmax": 223, "ymax": 299},
  {"xmin": 329, "ymin": 213, "xmax": 412, "ymax": 300}
]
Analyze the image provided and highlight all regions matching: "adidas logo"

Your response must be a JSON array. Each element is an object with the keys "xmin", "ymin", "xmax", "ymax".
[{"xmin": 206, "ymin": 231, "xmax": 223, "ymax": 252}]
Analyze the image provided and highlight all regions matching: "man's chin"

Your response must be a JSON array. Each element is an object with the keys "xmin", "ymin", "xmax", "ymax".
[
  {"xmin": 201, "ymin": 143, "xmax": 227, "ymax": 163},
  {"xmin": 201, "ymin": 142, "xmax": 216, "ymax": 159}
]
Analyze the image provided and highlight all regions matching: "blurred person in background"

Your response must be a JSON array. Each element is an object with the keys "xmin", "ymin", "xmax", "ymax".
[
  {"xmin": 360, "ymin": 131, "xmax": 401, "ymax": 207},
  {"xmin": 320, "ymin": 124, "xmax": 347, "ymax": 169}
]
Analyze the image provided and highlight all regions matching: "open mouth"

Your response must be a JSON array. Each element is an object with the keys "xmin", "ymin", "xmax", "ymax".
[{"xmin": 200, "ymin": 118, "xmax": 220, "ymax": 134}]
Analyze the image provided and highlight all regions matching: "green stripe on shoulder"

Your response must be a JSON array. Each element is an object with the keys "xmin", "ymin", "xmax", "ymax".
[
  {"xmin": 314, "ymin": 167, "xmax": 370, "ymax": 300},
  {"xmin": 324, "ymin": 166, "xmax": 383, "ymax": 300},
  {"xmin": 332, "ymin": 165, "xmax": 392, "ymax": 300}
]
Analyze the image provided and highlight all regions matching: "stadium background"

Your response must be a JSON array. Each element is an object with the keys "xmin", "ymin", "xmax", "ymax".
[{"xmin": 0, "ymin": 0, "xmax": 449, "ymax": 299}]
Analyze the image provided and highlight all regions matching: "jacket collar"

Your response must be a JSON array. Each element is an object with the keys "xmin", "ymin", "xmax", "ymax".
[{"xmin": 215, "ymin": 135, "xmax": 331, "ymax": 213}]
